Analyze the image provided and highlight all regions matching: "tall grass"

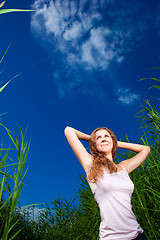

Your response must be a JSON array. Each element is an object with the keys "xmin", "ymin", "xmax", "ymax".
[
  {"xmin": 131, "ymin": 76, "xmax": 160, "ymax": 239},
  {"xmin": 0, "ymin": 1, "xmax": 34, "ymax": 14},
  {"xmin": 0, "ymin": 3, "xmax": 34, "ymax": 239},
  {"xmin": 1, "ymin": 45, "xmax": 30, "ymax": 239},
  {"xmin": 0, "ymin": 125, "xmax": 30, "ymax": 240}
]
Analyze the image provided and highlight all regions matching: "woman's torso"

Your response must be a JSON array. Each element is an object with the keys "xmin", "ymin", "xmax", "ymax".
[{"xmin": 89, "ymin": 165, "xmax": 143, "ymax": 240}]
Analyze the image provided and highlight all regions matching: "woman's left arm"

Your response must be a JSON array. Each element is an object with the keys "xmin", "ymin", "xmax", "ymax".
[{"xmin": 118, "ymin": 141, "xmax": 150, "ymax": 174}]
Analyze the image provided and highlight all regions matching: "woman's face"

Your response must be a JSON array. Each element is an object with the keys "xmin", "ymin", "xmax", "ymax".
[{"xmin": 95, "ymin": 129, "xmax": 113, "ymax": 155}]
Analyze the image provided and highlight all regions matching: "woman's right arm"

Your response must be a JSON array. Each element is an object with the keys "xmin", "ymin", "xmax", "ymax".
[{"xmin": 64, "ymin": 126, "xmax": 92, "ymax": 173}]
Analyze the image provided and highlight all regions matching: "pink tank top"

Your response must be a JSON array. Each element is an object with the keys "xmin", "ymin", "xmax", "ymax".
[{"xmin": 89, "ymin": 165, "xmax": 143, "ymax": 240}]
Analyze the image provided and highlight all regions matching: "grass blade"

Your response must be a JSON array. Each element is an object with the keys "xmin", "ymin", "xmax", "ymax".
[{"xmin": 0, "ymin": 9, "xmax": 35, "ymax": 14}]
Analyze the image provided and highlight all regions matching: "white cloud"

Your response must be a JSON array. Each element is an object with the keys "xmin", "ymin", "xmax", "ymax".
[
  {"xmin": 80, "ymin": 27, "xmax": 117, "ymax": 70},
  {"xmin": 116, "ymin": 88, "xmax": 139, "ymax": 105},
  {"xmin": 63, "ymin": 21, "xmax": 83, "ymax": 40},
  {"xmin": 31, "ymin": 0, "xmax": 128, "ymax": 71},
  {"xmin": 31, "ymin": 0, "xmax": 160, "ymax": 99},
  {"xmin": 31, "ymin": 0, "xmax": 160, "ymax": 66}
]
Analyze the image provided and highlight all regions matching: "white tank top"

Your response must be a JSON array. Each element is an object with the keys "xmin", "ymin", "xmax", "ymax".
[{"xmin": 89, "ymin": 165, "xmax": 143, "ymax": 240}]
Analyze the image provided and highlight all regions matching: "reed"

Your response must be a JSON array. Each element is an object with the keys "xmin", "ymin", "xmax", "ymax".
[
  {"xmin": 0, "ymin": 124, "xmax": 30, "ymax": 240},
  {"xmin": 0, "ymin": 1, "xmax": 34, "ymax": 15},
  {"xmin": 0, "ymin": 3, "xmax": 35, "ymax": 238}
]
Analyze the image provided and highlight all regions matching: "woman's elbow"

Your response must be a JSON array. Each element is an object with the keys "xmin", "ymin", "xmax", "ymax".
[
  {"xmin": 145, "ymin": 145, "xmax": 151, "ymax": 155},
  {"xmin": 64, "ymin": 126, "xmax": 69, "ymax": 135},
  {"xmin": 64, "ymin": 126, "xmax": 71, "ymax": 136}
]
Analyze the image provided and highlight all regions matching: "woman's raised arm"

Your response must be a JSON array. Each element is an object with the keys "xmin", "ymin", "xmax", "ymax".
[
  {"xmin": 64, "ymin": 126, "xmax": 92, "ymax": 173},
  {"xmin": 118, "ymin": 141, "xmax": 150, "ymax": 173}
]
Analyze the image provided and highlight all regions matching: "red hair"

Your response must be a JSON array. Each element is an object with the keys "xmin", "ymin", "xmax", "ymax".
[{"xmin": 87, "ymin": 127, "xmax": 118, "ymax": 183}]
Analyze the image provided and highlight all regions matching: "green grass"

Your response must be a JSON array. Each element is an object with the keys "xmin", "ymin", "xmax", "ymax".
[
  {"xmin": 0, "ymin": 125, "xmax": 30, "ymax": 240},
  {"xmin": 0, "ymin": 1, "xmax": 34, "ymax": 15}
]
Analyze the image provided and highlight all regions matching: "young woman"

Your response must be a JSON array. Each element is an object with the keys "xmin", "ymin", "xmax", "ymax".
[{"xmin": 64, "ymin": 126, "xmax": 150, "ymax": 240}]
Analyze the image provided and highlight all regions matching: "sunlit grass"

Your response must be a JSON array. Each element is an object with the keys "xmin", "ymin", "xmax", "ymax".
[
  {"xmin": 0, "ymin": 125, "xmax": 30, "ymax": 240},
  {"xmin": 0, "ymin": 1, "xmax": 35, "ymax": 15}
]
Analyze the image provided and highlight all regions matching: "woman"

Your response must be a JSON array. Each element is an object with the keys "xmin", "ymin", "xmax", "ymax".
[{"xmin": 64, "ymin": 126, "xmax": 150, "ymax": 240}]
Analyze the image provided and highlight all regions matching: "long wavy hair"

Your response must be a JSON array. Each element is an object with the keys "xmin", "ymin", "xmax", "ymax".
[{"xmin": 87, "ymin": 127, "xmax": 118, "ymax": 183}]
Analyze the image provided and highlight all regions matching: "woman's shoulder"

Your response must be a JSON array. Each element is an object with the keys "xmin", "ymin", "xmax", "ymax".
[{"xmin": 117, "ymin": 161, "xmax": 128, "ymax": 173}]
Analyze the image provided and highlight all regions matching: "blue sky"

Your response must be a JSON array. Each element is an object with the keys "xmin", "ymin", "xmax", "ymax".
[{"xmin": 0, "ymin": 0, "xmax": 160, "ymax": 206}]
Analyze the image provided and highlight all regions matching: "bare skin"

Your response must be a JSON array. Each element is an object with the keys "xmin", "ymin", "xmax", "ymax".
[{"xmin": 64, "ymin": 126, "xmax": 150, "ymax": 175}]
